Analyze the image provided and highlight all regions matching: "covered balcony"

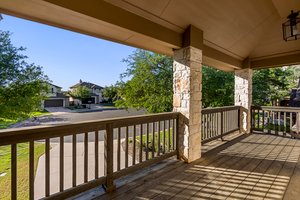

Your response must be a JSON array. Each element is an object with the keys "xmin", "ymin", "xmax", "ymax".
[{"xmin": 0, "ymin": 0, "xmax": 300, "ymax": 200}]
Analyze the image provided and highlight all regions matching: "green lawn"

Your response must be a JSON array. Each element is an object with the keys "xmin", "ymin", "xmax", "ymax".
[
  {"xmin": 0, "ymin": 118, "xmax": 19, "ymax": 129},
  {"xmin": 29, "ymin": 110, "xmax": 50, "ymax": 118},
  {"xmin": 132, "ymin": 129, "xmax": 174, "ymax": 152},
  {"xmin": 0, "ymin": 110, "xmax": 48, "ymax": 198},
  {"xmin": 262, "ymin": 123, "xmax": 291, "ymax": 132},
  {"xmin": 0, "ymin": 143, "xmax": 45, "ymax": 200},
  {"xmin": 0, "ymin": 110, "xmax": 50, "ymax": 130},
  {"xmin": 253, "ymin": 113, "xmax": 292, "ymax": 132}
]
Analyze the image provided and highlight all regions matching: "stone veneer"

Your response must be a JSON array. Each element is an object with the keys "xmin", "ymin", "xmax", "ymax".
[
  {"xmin": 173, "ymin": 46, "xmax": 202, "ymax": 163},
  {"xmin": 234, "ymin": 68, "xmax": 252, "ymax": 133}
]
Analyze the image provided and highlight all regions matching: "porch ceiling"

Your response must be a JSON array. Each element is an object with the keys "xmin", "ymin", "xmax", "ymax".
[{"xmin": 0, "ymin": 0, "xmax": 299, "ymax": 71}]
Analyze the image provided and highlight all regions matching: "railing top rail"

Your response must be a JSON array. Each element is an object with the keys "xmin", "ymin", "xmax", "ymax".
[
  {"xmin": 202, "ymin": 105, "xmax": 241, "ymax": 114},
  {"xmin": 251, "ymin": 106, "xmax": 300, "ymax": 112},
  {"xmin": 0, "ymin": 112, "xmax": 179, "ymax": 146}
]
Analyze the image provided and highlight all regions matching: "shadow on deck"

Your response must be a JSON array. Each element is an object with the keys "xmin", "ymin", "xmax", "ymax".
[{"xmin": 74, "ymin": 133, "xmax": 300, "ymax": 200}]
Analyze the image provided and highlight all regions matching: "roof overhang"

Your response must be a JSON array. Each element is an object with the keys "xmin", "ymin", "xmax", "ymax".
[{"xmin": 0, "ymin": 0, "xmax": 299, "ymax": 71}]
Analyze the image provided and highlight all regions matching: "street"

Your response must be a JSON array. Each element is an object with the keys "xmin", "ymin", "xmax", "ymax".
[{"xmin": 47, "ymin": 108, "xmax": 146, "ymax": 123}]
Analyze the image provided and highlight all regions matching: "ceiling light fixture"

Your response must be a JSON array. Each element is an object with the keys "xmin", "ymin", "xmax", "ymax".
[{"xmin": 282, "ymin": 10, "xmax": 300, "ymax": 41}]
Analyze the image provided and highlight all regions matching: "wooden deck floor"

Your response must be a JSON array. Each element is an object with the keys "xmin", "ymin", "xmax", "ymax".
[{"xmin": 94, "ymin": 133, "xmax": 300, "ymax": 200}]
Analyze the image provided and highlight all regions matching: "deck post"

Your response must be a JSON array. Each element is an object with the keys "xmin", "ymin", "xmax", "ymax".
[
  {"xmin": 238, "ymin": 106, "xmax": 243, "ymax": 133},
  {"xmin": 103, "ymin": 123, "xmax": 116, "ymax": 192},
  {"xmin": 234, "ymin": 68, "xmax": 252, "ymax": 133},
  {"xmin": 173, "ymin": 25, "xmax": 203, "ymax": 163}
]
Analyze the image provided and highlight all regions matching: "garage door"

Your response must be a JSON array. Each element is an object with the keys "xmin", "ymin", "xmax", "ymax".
[
  {"xmin": 44, "ymin": 99, "xmax": 63, "ymax": 107},
  {"xmin": 82, "ymin": 97, "xmax": 95, "ymax": 104}
]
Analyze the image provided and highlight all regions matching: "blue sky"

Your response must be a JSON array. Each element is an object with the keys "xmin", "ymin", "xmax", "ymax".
[{"xmin": 0, "ymin": 14, "xmax": 136, "ymax": 90}]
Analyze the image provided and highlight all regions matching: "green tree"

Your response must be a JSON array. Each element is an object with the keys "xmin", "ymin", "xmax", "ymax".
[
  {"xmin": 252, "ymin": 67, "xmax": 294, "ymax": 106},
  {"xmin": 288, "ymin": 65, "xmax": 300, "ymax": 87},
  {"xmin": 68, "ymin": 86, "xmax": 90, "ymax": 102},
  {"xmin": 115, "ymin": 50, "xmax": 236, "ymax": 112},
  {"xmin": 202, "ymin": 66, "xmax": 234, "ymax": 107},
  {"xmin": 0, "ymin": 31, "xmax": 49, "ymax": 119},
  {"xmin": 103, "ymin": 84, "xmax": 119, "ymax": 103},
  {"xmin": 114, "ymin": 49, "xmax": 297, "ymax": 112},
  {"xmin": 115, "ymin": 50, "xmax": 173, "ymax": 113}
]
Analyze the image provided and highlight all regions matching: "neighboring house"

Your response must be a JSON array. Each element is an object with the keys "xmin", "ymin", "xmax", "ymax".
[
  {"xmin": 280, "ymin": 77, "xmax": 300, "ymax": 107},
  {"xmin": 69, "ymin": 80, "xmax": 104, "ymax": 104},
  {"xmin": 43, "ymin": 83, "xmax": 69, "ymax": 108}
]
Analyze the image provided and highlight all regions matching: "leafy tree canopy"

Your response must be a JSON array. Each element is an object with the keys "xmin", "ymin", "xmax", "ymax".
[
  {"xmin": 103, "ymin": 84, "xmax": 119, "ymax": 103},
  {"xmin": 68, "ymin": 85, "xmax": 90, "ymax": 100},
  {"xmin": 252, "ymin": 67, "xmax": 294, "ymax": 106},
  {"xmin": 0, "ymin": 31, "xmax": 49, "ymax": 119},
  {"xmin": 112, "ymin": 49, "xmax": 298, "ymax": 112},
  {"xmin": 202, "ymin": 66, "xmax": 234, "ymax": 107},
  {"xmin": 113, "ymin": 50, "xmax": 235, "ymax": 112},
  {"xmin": 115, "ymin": 50, "xmax": 173, "ymax": 113}
]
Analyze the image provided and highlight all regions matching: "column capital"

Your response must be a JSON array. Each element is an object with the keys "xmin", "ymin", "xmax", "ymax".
[
  {"xmin": 174, "ymin": 46, "xmax": 202, "ymax": 63},
  {"xmin": 182, "ymin": 25, "xmax": 203, "ymax": 50}
]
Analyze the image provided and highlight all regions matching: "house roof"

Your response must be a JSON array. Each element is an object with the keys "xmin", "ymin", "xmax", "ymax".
[
  {"xmin": 70, "ymin": 81, "xmax": 104, "ymax": 90},
  {"xmin": 49, "ymin": 83, "xmax": 62, "ymax": 89}
]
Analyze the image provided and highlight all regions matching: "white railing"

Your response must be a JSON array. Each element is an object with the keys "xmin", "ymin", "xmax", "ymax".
[{"xmin": 251, "ymin": 106, "xmax": 300, "ymax": 137}]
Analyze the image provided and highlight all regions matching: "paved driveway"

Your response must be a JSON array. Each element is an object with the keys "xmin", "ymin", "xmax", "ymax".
[
  {"xmin": 58, "ymin": 109, "xmax": 146, "ymax": 123},
  {"xmin": 9, "ymin": 108, "xmax": 146, "ymax": 129},
  {"xmin": 44, "ymin": 107, "xmax": 73, "ymax": 114},
  {"xmin": 35, "ymin": 140, "xmax": 133, "ymax": 199},
  {"xmin": 34, "ymin": 108, "xmax": 146, "ymax": 198}
]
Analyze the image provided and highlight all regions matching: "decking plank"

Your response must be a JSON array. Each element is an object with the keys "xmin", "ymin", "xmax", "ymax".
[
  {"xmin": 136, "ymin": 135, "xmax": 259, "ymax": 199},
  {"xmin": 94, "ymin": 134, "xmax": 300, "ymax": 200},
  {"xmin": 283, "ymin": 140, "xmax": 300, "ymax": 200},
  {"xmin": 95, "ymin": 134, "xmax": 249, "ymax": 200},
  {"xmin": 109, "ymin": 135, "xmax": 249, "ymax": 200},
  {"xmin": 170, "ymin": 134, "xmax": 270, "ymax": 200},
  {"xmin": 192, "ymin": 134, "xmax": 277, "ymax": 200},
  {"xmin": 122, "ymin": 135, "xmax": 261, "ymax": 199},
  {"xmin": 245, "ymin": 136, "xmax": 292, "ymax": 200},
  {"xmin": 227, "ymin": 135, "xmax": 284, "ymax": 199},
  {"xmin": 209, "ymin": 135, "xmax": 283, "ymax": 200}
]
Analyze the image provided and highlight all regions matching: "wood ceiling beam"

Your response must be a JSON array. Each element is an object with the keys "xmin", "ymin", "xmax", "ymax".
[
  {"xmin": 44, "ymin": 1, "xmax": 243, "ymax": 70},
  {"xmin": 202, "ymin": 45, "xmax": 242, "ymax": 69},
  {"xmin": 44, "ymin": 0, "xmax": 182, "ymax": 48},
  {"xmin": 250, "ymin": 53, "xmax": 300, "ymax": 69}
]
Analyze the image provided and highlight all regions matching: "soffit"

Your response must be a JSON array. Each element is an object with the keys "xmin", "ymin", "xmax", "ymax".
[
  {"xmin": 0, "ymin": 0, "xmax": 177, "ymax": 56},
  {"xmin": 107, "ymin": 0, "xmax": 300, "ymax": 62},
  {"xmin": 0, "ymin": 0, "xmax": 299, "ymax": 70}
]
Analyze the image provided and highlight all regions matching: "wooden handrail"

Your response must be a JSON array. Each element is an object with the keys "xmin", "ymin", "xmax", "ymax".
[
  {"xmin": 1, "ymin": 112, "xmax": 180, "ymax": 200},
  {"xmin": 202, "ymin": 105, "xmax": 241, "ymax": 114},
  {"xmin": 251, "ymin": 106, "xmax": 300, "ymax": 112},
  {"xmin": 201, "ymin": 105, "xmax": 241, "ymax": 144},
  {"xmin": 0, "ymin": 112, "xmax": 180, "ymax": 146},
  {"xmin": 0, "ymin": 108, "xmax": 243, "ymax": 199}
]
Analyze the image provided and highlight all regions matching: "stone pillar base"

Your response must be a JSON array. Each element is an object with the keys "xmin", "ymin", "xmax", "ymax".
[
  {"xmin": 234, "ymin": 68, "xmax": 252, "ymax": 133},
  {"xmin": 173, "ymin": 46, "xmax": 202, "ymax": 163}
]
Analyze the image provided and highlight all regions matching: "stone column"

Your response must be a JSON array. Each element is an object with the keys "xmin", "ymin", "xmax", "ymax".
[
  {"xmin": 234, "ymin": 68, "xmax": 252, "ymax": 133},
  {"xmin": 173, "ymin": 46, "xmax": 202, "ymax": 163}
]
